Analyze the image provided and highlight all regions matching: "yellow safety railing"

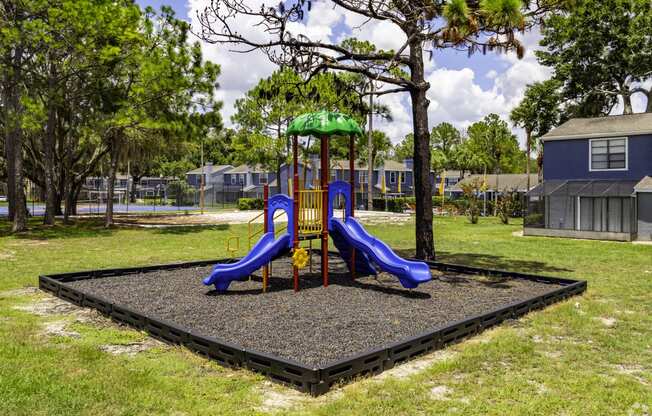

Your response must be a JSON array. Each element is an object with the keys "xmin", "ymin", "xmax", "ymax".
[
  {"xmin": 226, "ymin": 236, "xmax": 240, "ymax": 256},
  {"xmin": 298, "ymin": 187, "xmax": 324, "ymax": 237},
  {"xmin": 248, "ymin": 210, "xmax": 287, "ymax": 249}
]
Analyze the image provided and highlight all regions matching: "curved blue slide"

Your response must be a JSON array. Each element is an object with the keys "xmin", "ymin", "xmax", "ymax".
[
  {"xmin": 330, "ymin": 217, "xmax": 431, "ymax": 289},
  {"xmin": 203, "ymin": 232, "xmax": 290, "ymax": 292}
]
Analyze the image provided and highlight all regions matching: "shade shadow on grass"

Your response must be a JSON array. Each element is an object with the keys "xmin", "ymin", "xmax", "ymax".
[
  {"xmin": 394, "ymin": 249, "xmax": 573, "ymax": 275},
  {"xmin": 151, "ymin": 224, "xmax": 231, "ymax": 235},
  {"xmin": 0, "ymin": 218, "xmax": 117, "ymax": 240}
]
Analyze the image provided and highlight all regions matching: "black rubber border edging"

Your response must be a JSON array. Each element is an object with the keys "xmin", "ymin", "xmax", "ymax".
[{"xmin": 39, "ymin": 257, "xmax": 586, "ymax": 396}]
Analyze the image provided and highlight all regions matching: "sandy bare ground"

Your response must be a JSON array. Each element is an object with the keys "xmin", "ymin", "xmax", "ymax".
[{"xmin": 115, "ymin": 209, "xmax": 412, "ymax": 227}]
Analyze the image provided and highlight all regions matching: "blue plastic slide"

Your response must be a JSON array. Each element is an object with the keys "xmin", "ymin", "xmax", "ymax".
[
  {"xmin": 329, "ymin": 217, "xmax": 432, "ymax": 289},
  {"xmin": 203, "ymin": 232, "xmax": 290, "ymax": 292},
  {"xmin": 329, "ymin": 221, "xmax": 377, "ymax": 277}
]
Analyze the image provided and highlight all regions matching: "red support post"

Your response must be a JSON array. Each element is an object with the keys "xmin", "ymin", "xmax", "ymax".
[
  {"xmin": 263, "ymin": 184, "xmax": 269, "ymax": 292},
  {"xmin": 321, "ymin": 135, "xmax": 329, "ymax": 287},
  {"xmin": 292, "ymin": 135, "xmax": 300, "ymax": 292},
  {"xmin": 349, "ymin": 135, "xmax": 356, "ymax": 280}
]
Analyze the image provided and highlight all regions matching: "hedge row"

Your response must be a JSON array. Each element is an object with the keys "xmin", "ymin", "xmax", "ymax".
[{"xmin": 237, "ymin": 198, "xmax": 264, "ymax": 210}]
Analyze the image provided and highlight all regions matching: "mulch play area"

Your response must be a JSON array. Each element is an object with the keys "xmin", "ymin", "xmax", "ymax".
[{"xmin": 62, "ymin": 254, "xmax": 572, "ymax": 368}]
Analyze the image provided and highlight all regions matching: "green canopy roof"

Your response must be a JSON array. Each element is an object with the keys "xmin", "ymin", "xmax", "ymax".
[{"xmin": 286, "ymin": 111, "xmax": 363, "ymax": 137}]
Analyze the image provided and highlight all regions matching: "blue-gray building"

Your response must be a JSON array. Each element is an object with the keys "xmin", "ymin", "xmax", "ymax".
[{"xmin": 525, "ymin": 113, "xmax": 652, "ymax": 241}]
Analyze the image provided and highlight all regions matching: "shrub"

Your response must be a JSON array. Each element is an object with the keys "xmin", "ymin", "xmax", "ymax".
[
  {"xmin": 237, "ymin": 197, "xmax": 263, "ymax": 210},
  {"xmin": 166, "ymin": 180, "xmax": 196, "ymax": 206},
  {"xmin": 372, "ymin": 197, "xmax": 413, "ymax": 213},
  {"xmin": 372, "ymin": 198, "xmax": 386, "ymax": 211},
  {"xmin": 460, "ymin": 179, "xmax": 483, "ymax": 224},
  {"xmin": 524, "ymin": 213, "xmax": 544, "ymax": 227}
]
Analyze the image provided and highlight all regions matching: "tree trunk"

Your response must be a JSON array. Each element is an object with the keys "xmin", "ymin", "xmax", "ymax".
[
  {"xmin": 6, "ymin": 46, "xmax": 27, "ymax": 232},
  {"xmin": 646, "ymin": 89, "xmax": 652, "ymax": 113},
  {"xmin": 43, "ymin": 60, "xmax": 58, "ymax": 225},
  {"xmin": 64, "ymin": 180, "xmax": 82, "ymax": 222},
  {"xmin": 622, "ymin": 93, "xmax": 633, "ymax": 115},
  {"xmin": 105, "ymin": 133, "xmax": 120, "ymax": 228},
  {"xmin": 409, "ymin": 39, "xmax": 434, "ymax": 260},
  {"xmin": 3, "ymin": 49, "xmax": 15, "ymax": 222}
]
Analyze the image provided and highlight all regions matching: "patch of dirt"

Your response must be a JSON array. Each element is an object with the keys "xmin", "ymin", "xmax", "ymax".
[
  {"xmin": 7, "ymin": 240, "xmax": 49, "ymax": 247},
  {"xmin": 540, "ymin": 350, "xmax": 563, "ymax": 359},
  {"xmin": 628, "ymin": 403, "xmax": 650, "ymax": 416},
  {"xmin": 13, "ymin": 295, "xmax": 82, "ymax": 316},
  {"xmin": 99, "ymin": 339, "xmax": 164, "ymax": 356},
  {"xmin": 597, "ymin": 317, "xmax": 617, "ymax": 327},
  {"xmin": 256, "ymin": 381, "xmax": 306, "ymax": 413},
  {"xmin": 614, "ymin": 364, "xmax": 650, "ymax": 386},
  {"xmin": 527, "ymin": 380, "xmax": 550, "ymax": 394},
  {"xmin": 512, "ymin": 230, "xmax": 524, "ymax": 237},
  {"xmin": 376, "ymin": 350, "xmax": 457, "ymax": 380},
  {"xmin": 43, "ymin": 320, "xmax": 80, "ymax": 338},
  {"xmin": 0, "ymin": 249, "xmax": 16, "ymax": 260},
  {"xmin": 0, "ymin": 286, "xmax": 40, "ymax": 298},
  {"xmin": 430, "ymin": 385, "xmax": 452, "ymax": 400}
]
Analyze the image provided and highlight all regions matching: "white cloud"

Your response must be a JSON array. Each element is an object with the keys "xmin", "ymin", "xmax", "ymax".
[{"xmin": 187, "ymin": 1, "xmax": 552, "ymax": 149}]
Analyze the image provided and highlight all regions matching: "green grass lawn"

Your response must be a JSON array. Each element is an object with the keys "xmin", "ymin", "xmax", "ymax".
[{"xmin": 0, "ymin": 216, "xmax": 650, "ymax": 415}]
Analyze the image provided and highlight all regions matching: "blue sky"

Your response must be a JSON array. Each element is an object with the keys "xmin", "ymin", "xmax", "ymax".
[{"xmin": 135, "ymin": 0, "xmax": 645, "ymax": 148}]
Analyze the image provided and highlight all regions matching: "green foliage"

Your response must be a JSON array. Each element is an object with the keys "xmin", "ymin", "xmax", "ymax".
[
  {"xmin": 166, "ymin": 180, "xmax": 196, "ymax": 206},
  {"xmin": 371, "ymin": 197, "xmax": 414, "ymax": 213},
  {"xmin": 394, "ymin": 122, "xmax": 463, "ymax": 173},
  {"xmin": 480, "ymin": 0, "xmax": 524, "ymax": 28},
  {"xmin": 496, "ymin": 192, "xmax": 512, "ymax": 224},
  {"xmin": 537, "ymin": 0, "xmax": 652, "ymax": 115},
  {"xmin": 460, "ymin": 178, "xmax": 483, "ymax": 224},
  {"xmin": 457, "ymin": 114, "xmax": 522, "ymax": 174},
  {"xmin": 237, "ymin": 198, "xmax": 263, "ymax": 210},
  {"xmin": 356, "ymin": 130, "xmax": 391, "ymax": 168},
  {"xmin": 510, "ymin": 80, "xmax": 563, "ymax": 142}
]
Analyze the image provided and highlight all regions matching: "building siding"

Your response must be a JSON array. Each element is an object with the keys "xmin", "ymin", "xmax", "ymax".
[
  {"xmin": 543, "ymin": 134, "xmax": 652, "ymax": 181},
  {"xmin": 637, "ymin": 193, "xmax": 652, "ymax": 241}
]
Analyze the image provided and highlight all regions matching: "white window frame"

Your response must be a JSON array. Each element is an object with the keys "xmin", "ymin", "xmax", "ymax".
[
  {"xmin": 230, "ymin": 175, "xmax": 236, "ymax": 185},
  {"xmin": 589, "ymin": 137, "xmax": 628, "ymax": 172},
  {"xmin": 389, "ymin": 171, "xmax": 397, "ymax": 184},
  {"xmin": 400, "ymin": 172, "xmax": 406, "ymax": 184},
  {"xmin": 238, "ymin": 174, "xmax": 245, "ymax": 185},
  {"xmin": 259, "ymin": 173, "xmax": 268, "ymax": 185},
  {"xmin": 359, "ymin": 171, "xmax": 368, "ymax": 183}
]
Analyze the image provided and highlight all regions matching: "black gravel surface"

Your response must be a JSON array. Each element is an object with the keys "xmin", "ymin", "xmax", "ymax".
[{"xmin": 65, "ymin": 254, "xmax": 564, "ymax": 367}]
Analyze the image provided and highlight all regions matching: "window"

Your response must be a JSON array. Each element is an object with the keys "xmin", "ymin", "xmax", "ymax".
[
  {"xmin": 401, "ymin": 172, "xmax": 406, "ymax": 184},
  {"xmin": 239, "ymin": 174, "xmax": 245, "ymax": 185},
  {"xmin": 359, "ymin": 171, "xmax": 368, "ymax": 183},
  {"xmin": 590, "ymin": 138, "xmax": 627, "ymax": 171},
  {"xmin": 389, "ymin": 171, "xmax": 397, "ymax": 184},
  {"xmin": 259, "ymin": 173, "xmax": 268, "ymax": 185},
  {"xmin": 230, "ymin": 175, "xmax": 236, "ymax": 185}
]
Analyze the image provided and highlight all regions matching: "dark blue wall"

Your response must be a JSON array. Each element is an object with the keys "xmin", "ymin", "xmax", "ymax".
[{"xmin": 543, "ymin": 134, "xmax": 652, "ymax": 180}]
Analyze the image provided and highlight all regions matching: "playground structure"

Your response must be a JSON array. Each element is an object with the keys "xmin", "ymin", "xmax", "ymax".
[{"xmin": 203, "ymin": 111, "xmax": 431, "ymax": 292}]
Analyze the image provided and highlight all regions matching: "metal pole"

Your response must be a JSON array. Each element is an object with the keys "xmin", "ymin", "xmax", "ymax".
[
  {"xmin": 349, "ymin": 134, "xmax": 356, "ymax": 280},
  {"xmin": 126, "ymin": 159, "xmax": 130, "ymax": 214},
  {"xmin": 367, "ymin": 81, "xmax": 374, "ymax": 211},
  {"xmin": 263, "ymin": 184, "xmax": 269, "ymax": 292},
  {"xmin": 200, "ymin": 138, "xmax": 205, "ymax": 214},
  {"xmin": 321, "ymin": 135, "xmax": 329, "ymax": 288},
  {"xmin": 292, "ymin": 135, "xmax": 300, "ymax": 292}
]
